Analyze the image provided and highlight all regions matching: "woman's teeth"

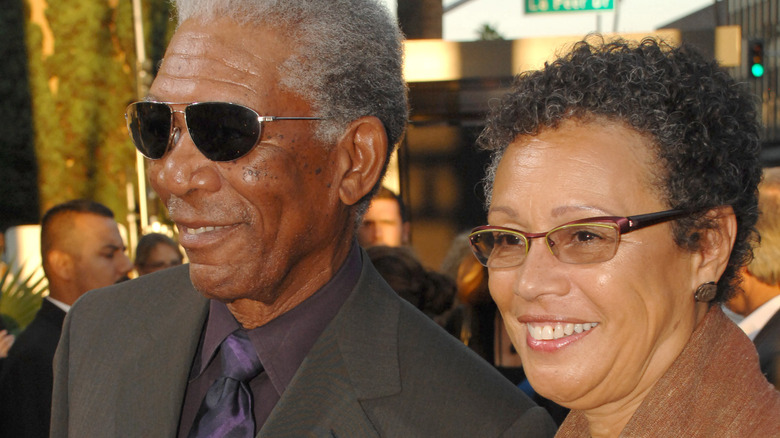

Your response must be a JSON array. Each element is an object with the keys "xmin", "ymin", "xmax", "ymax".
[{"xmin": 527, "ymin": 322, "xmax": 598, "ymax": 340}]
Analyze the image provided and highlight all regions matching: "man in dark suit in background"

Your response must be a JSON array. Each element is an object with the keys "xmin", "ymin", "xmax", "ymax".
[
  {"xmin": 0, "ymin": 199, "xmax": 132, "ymax": 438},
  {"xmin": 50, "ymin": 1, "xmax": 557, "ymax": 437},
  {"xmin": 728, "ymin": 167, "xmax": 780, "ymax": 388}
]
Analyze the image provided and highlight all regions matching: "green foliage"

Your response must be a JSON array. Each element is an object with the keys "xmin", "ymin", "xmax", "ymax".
[
  {"xmin": 23, "ymin": 0, "xmax": 175, "ymax": 226},
  {"xmin": 0, "ymin": 263, "xmax": 48, "ymax": 335},
  {"xmin": 33, "ymin": 0, "xmax": 138, "ymax": 218},
  {"xmin": 476, "ymin": 23, "xmax": 505, "ymax": 41},
  {"xmin": 1, "ymin": 0, "xmax": 175, "ymax": 234}
]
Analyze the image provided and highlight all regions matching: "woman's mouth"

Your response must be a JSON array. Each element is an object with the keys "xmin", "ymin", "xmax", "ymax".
[{"xmin": 527, "ymin": 322, "xmax": 599, "ymax": 340}]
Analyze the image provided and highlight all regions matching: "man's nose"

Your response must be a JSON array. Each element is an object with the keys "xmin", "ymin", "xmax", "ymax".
[
  {"xmin": 148, "ymin": 123, "xmax": 222, "ymax": 198},
  {"xmin": 117, "ymin": 251, "xmax": 134, "ymax": 277}
]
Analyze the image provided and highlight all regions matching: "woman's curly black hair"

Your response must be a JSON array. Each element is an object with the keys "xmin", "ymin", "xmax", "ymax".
[{"xmin": 478, "ymin": 36, "xmax": 762, "ymax": 302}]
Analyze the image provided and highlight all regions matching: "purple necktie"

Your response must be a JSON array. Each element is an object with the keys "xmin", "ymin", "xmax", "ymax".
[{"xmin": 188, "ymin": 330, "xmax": 262, "ymax": 438}]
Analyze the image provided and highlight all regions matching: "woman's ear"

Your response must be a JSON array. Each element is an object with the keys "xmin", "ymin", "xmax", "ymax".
[
  {"xmin": 335, "ymin": 116, "xmax": 389, "ymax": 206},
  {"xmin": 692, "ymin": 206, "xmax": 737, "ymax": 285}
]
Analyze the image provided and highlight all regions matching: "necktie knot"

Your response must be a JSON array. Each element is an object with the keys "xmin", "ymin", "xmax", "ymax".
[
  {"xmin": 221, "ymin": 330, "xmax": 262, "ymax": 382},
  {"xmin": 187, "ymin": 329, "xmax": 262, "ymax": 438}
]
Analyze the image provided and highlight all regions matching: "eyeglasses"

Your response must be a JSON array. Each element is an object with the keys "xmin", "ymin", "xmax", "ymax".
[
  {"xmin": 125, "ymin": 101, "xmax": 323, "ymax": 162},
  {"xmin": 469, "ymin": 208, "xmax": 694, "ymax": 268}
]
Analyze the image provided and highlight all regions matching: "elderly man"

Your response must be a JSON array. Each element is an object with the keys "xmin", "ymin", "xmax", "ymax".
[
  {"xmin": 50, "ymin": 1, "xmax": 556, "ymax": 437},
  {"xmin": 0, "ymin": 199, "xmax": 132, "ymax": 438}
]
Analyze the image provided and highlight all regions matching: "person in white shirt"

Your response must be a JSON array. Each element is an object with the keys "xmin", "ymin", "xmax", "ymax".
[
  {"xmin": 727, "ymin": 167, "xmax": 780, "ymax": 388},
  {"xmin": 0, "ymin": 199, "xmax": 133, "ymax": 438}
]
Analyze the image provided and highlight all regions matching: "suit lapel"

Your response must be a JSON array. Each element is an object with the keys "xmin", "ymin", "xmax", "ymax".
[
  {"xmin": 116, "ymin": 266, "xmax": 209, "ymax": 436},
  {"xmin": 754, "ymin": 308, "xmax": 780, "ymax": 350},
  {"xmin": 37, "ymin": 298, "xmax": 67, "ymax": 328},
  {"xmin": 753, "ymin": 308, "xmax": 780, "ymax": 383},
  {"xmin": 260, "ymin": 255, "xmax": 401, "ymax": 437}
]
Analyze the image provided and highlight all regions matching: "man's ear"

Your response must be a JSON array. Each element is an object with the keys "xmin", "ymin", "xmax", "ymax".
[
  {"xmin": 691, "ymin": 206, "xmax": 738, "ymax": 287},
  {"xmin": 336, "ymin": 116, "xmax": 389, "ymax": 206},
  {"xmin": 47, "ymin": 249, "xmax": 75, "ymax": 281}
]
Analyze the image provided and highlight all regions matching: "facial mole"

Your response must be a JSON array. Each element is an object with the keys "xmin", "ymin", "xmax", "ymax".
[
  {"xmin": 242, "ymin": 166, "xmax": 265, "ymax": 182},
  {"xmin": 315, "ymin": 168, "xmax": 322, "ymax": 175}
]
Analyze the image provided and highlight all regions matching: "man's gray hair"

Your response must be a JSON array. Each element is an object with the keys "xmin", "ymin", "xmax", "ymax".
[
  {"xmin": 174, "ymin": 0, "xmax": 408, "ymax": 149},
  {"xmin": 173, "ymin": 0, "xmax": 408, "ymax": 214}
]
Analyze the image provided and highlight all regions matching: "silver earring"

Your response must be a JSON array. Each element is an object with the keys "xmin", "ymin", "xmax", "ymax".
[{"xmin": 694, "ymin": 281, "xmax": 717, "ymax": 302}]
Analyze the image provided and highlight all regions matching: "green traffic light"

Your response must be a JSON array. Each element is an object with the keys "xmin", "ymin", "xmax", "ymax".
[{"xmin": 752, "ymin": 63, "xmax": 765, "ymax": 78}]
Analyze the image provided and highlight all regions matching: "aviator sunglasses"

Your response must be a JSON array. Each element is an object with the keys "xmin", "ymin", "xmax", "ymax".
[
  {"xmin": 125, "ymin": 101, "xmax": 323, "ymax": 162},
  {"xmin": 469, "ymin": 208, "xmax": 696, "ymax": 268}
]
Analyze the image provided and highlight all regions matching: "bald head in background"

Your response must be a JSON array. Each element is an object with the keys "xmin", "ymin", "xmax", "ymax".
[
  {"xmin": 0, "ymin": 199, "xmax": 132, "ymax": 438},
  {"xmin": 41, "ymin": 199, "xmax": 133, "ymax": 305}
]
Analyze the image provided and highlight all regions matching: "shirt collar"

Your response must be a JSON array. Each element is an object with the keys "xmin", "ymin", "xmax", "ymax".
[
  {"xmin": 738, "ymin": 294, "xmax": 780, "ymax": 340},
  {"xmin": 46, "ymin": 296, "xmax": 72, "ymax": 313},
  {"xmin": 196, "ymin": 241, "xmax": 362, "ymax": 393}
]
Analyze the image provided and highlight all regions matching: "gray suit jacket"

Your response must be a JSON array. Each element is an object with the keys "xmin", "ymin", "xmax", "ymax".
[{"xmin": 51, "ymin": 258, "xmax": 556, "ymax": 437}]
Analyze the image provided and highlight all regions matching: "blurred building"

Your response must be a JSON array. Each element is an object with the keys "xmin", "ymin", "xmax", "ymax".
[
  {"xmin": 399, "ymin": 31, "xmax": 683, "ymax": 268},
  {"xmin": 397, "ymin": 1, "xmax": 779, "ymax": 269},
  {"xmin": 663, "ymin": 0, "xmax": 779, "ymax": 162},
  {"xmin": 726, "ymin": 0, "xmax": 780, "ymax": 161}
]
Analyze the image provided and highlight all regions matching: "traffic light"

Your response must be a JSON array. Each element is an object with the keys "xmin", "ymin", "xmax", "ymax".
[{"xmin": 748, "ymin": 39, "xmax": 765, "ymax": 78}]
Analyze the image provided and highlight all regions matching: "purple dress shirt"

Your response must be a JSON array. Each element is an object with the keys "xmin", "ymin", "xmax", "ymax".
[{"xmin": 177, "ymin": 242, "xmax": 362, "ymax": 437}]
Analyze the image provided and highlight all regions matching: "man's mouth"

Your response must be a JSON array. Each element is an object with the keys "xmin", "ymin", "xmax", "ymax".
[
  {"xmin": 527, "ymin": 322, "xmax": 599, "ymax": 340},
  {"xmin": 185, "ymin": 225, "xmax": 230, "ymax": 235}
]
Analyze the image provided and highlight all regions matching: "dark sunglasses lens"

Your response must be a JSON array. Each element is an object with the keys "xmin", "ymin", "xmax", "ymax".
[
  {"xmin": 186, "ymin": 103, "xmax": 261, "ymax": 161},
  {"xmin": 126, "ymin": 102, "xmax": 172, "ymax": 159}
]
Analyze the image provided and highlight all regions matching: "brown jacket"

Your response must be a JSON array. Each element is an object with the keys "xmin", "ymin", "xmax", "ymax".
[{"xmin": 557, "ymin": 305, "xmax": 780, "ymax": 437}]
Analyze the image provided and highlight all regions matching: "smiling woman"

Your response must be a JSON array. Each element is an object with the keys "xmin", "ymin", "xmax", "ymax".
[{"xmin": 473, "ymin": 36, "xmax": 780, "ymax": 436}]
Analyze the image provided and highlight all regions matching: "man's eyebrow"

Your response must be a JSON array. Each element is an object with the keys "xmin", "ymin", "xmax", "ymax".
[{"xmin": 103, "ymin": 244, "xmax": 125, "ymax": 252}]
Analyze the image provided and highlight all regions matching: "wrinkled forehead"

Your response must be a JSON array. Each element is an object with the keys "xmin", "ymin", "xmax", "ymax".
[{"xmin": 150, "ymin": 17, "xmax": 294, "ymax": 103}]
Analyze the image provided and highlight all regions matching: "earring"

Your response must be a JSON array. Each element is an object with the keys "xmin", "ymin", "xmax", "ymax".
[{"xmin": 694, "ymin": 281, "xmax": 717, "ymax": 302}]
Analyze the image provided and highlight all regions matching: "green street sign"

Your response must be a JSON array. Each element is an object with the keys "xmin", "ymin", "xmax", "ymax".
[{"xmin": 526, "ymin": 0, "xmax": 615, "ymax": 14}]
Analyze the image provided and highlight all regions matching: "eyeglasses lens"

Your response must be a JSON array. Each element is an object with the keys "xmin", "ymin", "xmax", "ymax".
[
  {"xmin": 547, "ymin": 224, "xmax": 619, "ymax": 264},
  {"xmin": 127, "ymin": 102, "xmax": 173, "ymax": 159},
  {"xmin": 126, "ymin": 102, "xmax": 262, "ymax": 162},
  {"xmin": 186, "ymin": 103, "xmax": 260, "ymax": 162},
  {"xmin": 470, "ymin": 231, "xmax": 528, "ymax": 268},
  {"xmin": 470, "ymin": 223, "xmax": 620, "ymax": 268}
]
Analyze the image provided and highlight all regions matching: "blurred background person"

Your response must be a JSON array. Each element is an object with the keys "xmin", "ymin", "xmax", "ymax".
[
  {"xmin": 727, "ymin": 166, "xmax": 780, "ymax": 389},
  {"xmin": 358, "ymin": 186, "xmax": 410, "ymax": 247},
  {"xmin": 366, "ymin": 245, "xmax": 455, "ymax": 326},
  {"xmin": 471, "ymin": 37, "xmax": 780, "ymax": 436},
  {"xmin": 441, "ymin": 230, "xmax": 504, "ymax": 365},
  {"xmin": 0, "ymin": 323, "xmax": 13, "ymax": 374},
  {"xmin": 441, "ymin": 230, "xmax": 569, "ymax": 425},
  {"xmin": 134, "ymin": 232, "xmax": 184, "ymax": 276},
  {"xmin": 0, "ymin": 199, "xmax": 132, "ymax": 438},
  {"xmin": 0, "ymin": 327, "xmax": 12, "ymax": 360}
]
